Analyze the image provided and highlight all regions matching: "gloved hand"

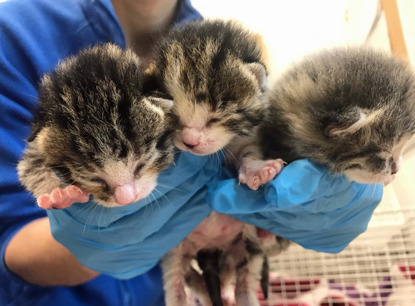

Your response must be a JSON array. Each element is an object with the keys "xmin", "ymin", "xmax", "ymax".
[
  {"xmin": 48, "ymin": 151, "xmax": 220, "ymax": 279},
  {"xmin": 207, "ymin": 159, "xmax": 383, "ymax": 253},
  {"xmin": 49, "ymin": 156, "xmax": 382, "ymax": 279}
]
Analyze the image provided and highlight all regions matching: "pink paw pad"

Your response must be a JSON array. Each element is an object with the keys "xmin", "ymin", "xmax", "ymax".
[
  {"xmin": 239, "ymin": 159, "xmax": 285, "ymax": 190},
  {"xmin": 37, "ymin": 186, "xmax": 90, "ymax": 209}
]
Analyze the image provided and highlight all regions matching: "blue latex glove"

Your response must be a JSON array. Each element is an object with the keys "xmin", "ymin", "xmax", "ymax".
[
  {"xmin": 207, "ymin": 159, "xmax": 383, "ymax": 253},
  {"xmin": 49, "ymin": 156, "xmax": 382, "ymax": 279},
  {"xmin": 48, "ymin": 152, "xmax": 221, "ymax": 279}
]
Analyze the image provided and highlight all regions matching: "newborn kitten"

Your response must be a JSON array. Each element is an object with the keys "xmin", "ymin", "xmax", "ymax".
[
  {"xmin": 232, "ymin": 47, "xmax": 415, "ymax": 302},
  {"xmin": 253, "ymin": 47, "xmax": 415, "ymax": 186},
  {"xmin": 18, "ymin": 44, "xmax": 175, "ymax": 209},
  {"xmin": 150, "ymin": 19, "xmax": 284, "ymax": 306},
  {"xmin": 149, "ymin": 19, "xmax": 268, "ymax": 156}
]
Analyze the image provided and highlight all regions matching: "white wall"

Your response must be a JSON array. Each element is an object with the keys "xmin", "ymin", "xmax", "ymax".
[
  {"xmin": 192, "ymin": 0, "xmax": 393, "ymax": 81},
  {"xmin": 399, "ymin": 0, "xmax": 415, "ymax": 62}
]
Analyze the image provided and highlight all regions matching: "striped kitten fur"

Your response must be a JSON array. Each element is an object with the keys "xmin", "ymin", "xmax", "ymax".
[
  {"xmin": 257, "ymin": 47, "xmax": 415, "ymax": 186},
  {"xmin": 150, "ymin": 19, "xmax": 285, "ymax": 306},
  {"xmin": 149, "ymin": 19, "xmax": 268, "ymax": 156},
  {"xmin": 18, "ymin": 44, "xmax": 176, "ymax": 209}
]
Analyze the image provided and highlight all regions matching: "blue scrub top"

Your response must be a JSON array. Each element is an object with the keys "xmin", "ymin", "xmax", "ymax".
[{"xmin": 0, "ymin": 0, "xmax": 201, "ymax": 305}]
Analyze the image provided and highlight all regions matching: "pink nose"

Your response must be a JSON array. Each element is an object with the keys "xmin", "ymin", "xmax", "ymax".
[
  {"xmin": 181, "ymin": 127, "xmax": 201, "ymax": 148},
  {"xmin": 114, "ymin": 184, "xmax": 137, "ymax": 205}
]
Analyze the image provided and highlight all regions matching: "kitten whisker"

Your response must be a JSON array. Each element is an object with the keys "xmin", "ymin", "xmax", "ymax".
[
  {"xmin": 97, "ymin": 204, "xmax": 105, "ymax": 236},
  {"xmin": 153, "ymin": 187, "xmax": 169, "ymax": 205},
  {"xmin": 83, "ymin": 203, "xmax": 100, "ymax": 236},
  {"xmin": 156, "ymin": 183, "xmax": 186, "ymax": 193},
  {"xmin": 141, "ymin": 195, "xmax": 151, "ymax": 221},
  {"xmin": 224, "ymin": 147, "xmax": 237, "ymax": 164},
  {"xmin": 148, "ymin": 191, "xmax": 161, "ymax": 217},
  {"xmin": 60, "ymin": 201, "xmax": 95, "ymax": 228}
]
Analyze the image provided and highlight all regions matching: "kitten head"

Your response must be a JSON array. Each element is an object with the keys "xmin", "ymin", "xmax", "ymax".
[
  {"xmin": 32, "ymin": 44, "xmax": 175, "ymax": 207},
  {"xmin": 151, "ymin": 19, "xmax": 268, "ymax": 155},
  {"xmin": 271, "ymin": 48, "xmax": 415, "ymax": 184}
]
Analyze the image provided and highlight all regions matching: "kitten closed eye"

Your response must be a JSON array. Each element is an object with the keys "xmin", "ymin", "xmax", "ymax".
[
  {"xmin": 134, "ymin": 163, "xmax": 145, "ymax": 177},
  {"xmin": 346, "ymin": 164, "xmax": 363, "ymax": 170},
  {"xmin": 206, "ymin": 118, "xmax": 220, "ymax": 126},
  {"xmin": 90, "ymin": 177, "xmax": 109, "ymax": 188}
]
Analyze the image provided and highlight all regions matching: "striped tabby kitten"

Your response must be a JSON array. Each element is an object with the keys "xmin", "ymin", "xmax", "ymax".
[
  {"xmin": 252, "ymin": 48, "xmax": 415, "ymax": 187},
  {"xmin": 150, "ymin": 20, "xmax": 284, "ymax": 306},
  {"xmin": 233, "ymin": 49, "xmax": 415, "ymax": 304},
  {"xmin": 18, "ymin": 44, "xmax": 176, "ymax": 209}
]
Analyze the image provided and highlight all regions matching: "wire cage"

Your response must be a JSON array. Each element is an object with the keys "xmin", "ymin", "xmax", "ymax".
[{"xmin": 265, "ymin": 201, "xmax": 415, "ymax": 306}]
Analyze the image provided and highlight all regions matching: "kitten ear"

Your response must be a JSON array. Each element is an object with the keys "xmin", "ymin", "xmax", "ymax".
[
  {"xmin": 326, "ymin": 108, "xmax": 368, "ymax": 137},
  {"xmin": 244, "ymin": 62, "xmax": 267, "ymax": 90},
  {"xmin": 146, "ymin": 96, "xmax": 174, "ymax": 113}
]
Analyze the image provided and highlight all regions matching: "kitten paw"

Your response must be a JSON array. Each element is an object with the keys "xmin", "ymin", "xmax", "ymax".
[
  {"xmin": 37, "ymin": 186, "xmax": 90, "ymax": 209},
  {"xmin": 238, "ymin": 159, "xmax": 285, "ymax": 190}
]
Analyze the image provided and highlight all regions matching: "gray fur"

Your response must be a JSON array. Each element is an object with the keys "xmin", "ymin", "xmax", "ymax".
[{"xmin": 261, "ymin": 47, "xmax": 415, "ymax": 184}]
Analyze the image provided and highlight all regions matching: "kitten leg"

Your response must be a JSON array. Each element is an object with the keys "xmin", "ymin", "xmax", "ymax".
[
  {"xmin": 18, "ymin": 139, "xmax": 89, "ymax": 209},
  {"xmin": 220, "ymin": 229, "xmax": 261, "ymax": 306},
  {"xmin": 237, "ymin": 145, "xmax": 285, "ymax": 190},
  {"xmin": 234, "ymin": 255, "xmax": 262, "ymax": 306},
  {"xmin": 185, "ymin": 262, "xmax": 236, "ymax": 306},
  {"xmin": 38, "ymin": 186, "xmax": 90, "ymax": 209},
  {"xmin": 196, "ymin": 250, "xmax": 223, "ymax": 306},
  {"xmin": 162, "ymin": 247, "xmax": 190, "ymax": 306},
  {"xmin": 239, "ymin": 159, "xmax": 285, "ymax": 190},
  {"xmin": 185, "ymin": 268, "xmax": 213, "ymax": 306},
  {"xmin": 18, "ymin": 140, "xmax": 64, "ymax": 198}
]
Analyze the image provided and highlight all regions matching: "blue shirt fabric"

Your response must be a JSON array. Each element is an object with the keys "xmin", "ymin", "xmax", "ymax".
[{"xmin": 0, "ymin": 0, "xmax": 201, "ymax": 305}]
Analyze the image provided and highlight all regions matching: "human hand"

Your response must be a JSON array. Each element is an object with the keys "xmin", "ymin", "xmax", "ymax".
[
  {"xmin": 48, "ymin": 152, "xmax": 221, "ymax": 279},
  {"xmin": 207, "ymin": 159, "xmax": 383, "ymax": 253}
]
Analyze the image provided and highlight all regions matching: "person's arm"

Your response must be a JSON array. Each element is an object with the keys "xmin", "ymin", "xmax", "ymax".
[
  {"xmin": 4, "ymin": 217, "xmax": 98, "ymax": 286},
  {"xmin": 0, "ymin": 0, "xmax": 118, "ymax": 288},
  {"xmin": 1, "ymin": 0, "xmax": 204, "ymax": 286}
]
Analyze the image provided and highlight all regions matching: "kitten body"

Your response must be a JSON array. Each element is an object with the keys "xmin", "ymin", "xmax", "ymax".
[
  {"xmin": 230, "ymin": 48, "xmax": 415, "ymax": 303},
  {"xmin": 18, "ymin": 44, "xmax": 176, "ymax": 208},
  {"xmin": 151, "ymin": 20, "xmax": 285, "ymax": 306}
]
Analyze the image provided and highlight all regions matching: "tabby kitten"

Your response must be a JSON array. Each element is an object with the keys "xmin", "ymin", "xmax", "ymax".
[
  {"xmin": 232, "ymin": 48, "xmax": 415, "ymax": 303},
  {"xmin": 18, "ymin": 44, "xmax": 175, "ymax": 209},
  {"xmin": 149, "ymin": 19, "xmax": 268, "ymax": 157},
  {"xmin": 150, "ymin": 19, "xmax": 283, "ymax": 306},
  {"xmin": 255, "ymin": 47, "xmax": 415, "ymax": 186}
]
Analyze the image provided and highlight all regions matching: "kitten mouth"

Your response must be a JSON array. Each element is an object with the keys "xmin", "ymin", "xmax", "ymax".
[
  {"xmin": 175, "ymin": 141, "xmax": 206, "ymax": 155},
  {"xmin": 175, "ymin": 139, "xmax": 220, "ymax": 156}
]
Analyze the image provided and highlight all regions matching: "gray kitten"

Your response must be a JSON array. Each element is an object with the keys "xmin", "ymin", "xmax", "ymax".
[
  {"xmin": 232, "ymin": 48, "xmax": 415, "ymax": 304},
  {"xmin": 251, "ymin": 47, "xmax": 415, "ymax": 186},
  {"xmin": 18, "ymin": 44, "xmax": 175, "ymax": 209},
  {"xmin": 149, "ymin": 19, "xmax": 284, "ymax": 306}
]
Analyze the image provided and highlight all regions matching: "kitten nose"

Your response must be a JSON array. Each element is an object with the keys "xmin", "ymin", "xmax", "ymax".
[
  {"xmin": 391, "ymin": 163, "xmax": 398, "ymax": 175},
  {"xmin": 114, "ymin": 184, "xmax": 137, "ymax": 205},
  {"xmin": 390, "ymin": 159, "xmax": 398, "ymax": 175},
  {"xmin": 181, "ymin": 127, "xmax": 201, "ymax": 149}
]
